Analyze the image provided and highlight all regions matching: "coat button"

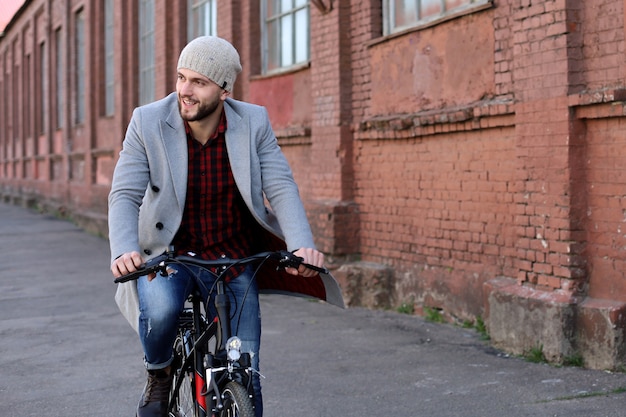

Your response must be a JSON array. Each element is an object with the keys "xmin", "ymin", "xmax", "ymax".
[
  {"xmin": 151, "ymin": 185, "xmax": 160, "ymax": 192},
  {"xmin": 156, "ymin": 222, "xmax": 164, "ymax": 230},
  {"xmin": 144, "ymin": 249, "xmax": 152, "ymax": 255}
]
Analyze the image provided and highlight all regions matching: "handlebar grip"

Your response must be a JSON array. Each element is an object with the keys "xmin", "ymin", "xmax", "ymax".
[
  {"xmin": 113, "ymin": 254, "xmax": 167, "ymax": 283},
  {"xmin": 301, "ymin": 263, "xmax": 330, "ymax": 275},
  {"xmin": 278, "ymin": 250, "xmax": 329, "ymax": 275},
  {"xmin": 113, "ymin": 268, "xmax": 147, "ymax": 283}
]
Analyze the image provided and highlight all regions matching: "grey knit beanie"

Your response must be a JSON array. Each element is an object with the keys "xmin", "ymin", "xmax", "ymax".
[{"xmin": 177, "ymin": 36, "xmax": 242, "ymax": 92}]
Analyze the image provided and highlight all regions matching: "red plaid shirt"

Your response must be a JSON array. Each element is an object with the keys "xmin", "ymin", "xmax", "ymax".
[{"xmin": 172, "ymin": 110, "xmax": 257, "ymax": 278}]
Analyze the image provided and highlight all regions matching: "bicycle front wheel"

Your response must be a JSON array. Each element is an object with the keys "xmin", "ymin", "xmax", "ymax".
[
  {"xmin": 219, "ymin": 381, "xmax": 255, "ymax": 417},
  {"xmin": 169, "ymin": 336, "xmax": 196, "ymax": 417}
]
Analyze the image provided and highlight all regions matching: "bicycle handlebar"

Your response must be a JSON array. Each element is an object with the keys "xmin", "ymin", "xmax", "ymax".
[{"xmin": 113, "ymin": 248, "xmax": 329, "ymax": 284}]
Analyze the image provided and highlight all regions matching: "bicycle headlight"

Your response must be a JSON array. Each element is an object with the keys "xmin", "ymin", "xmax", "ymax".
[{"xmin": 226, "ymin": 336, "xmax": 242, "ymax": 361}]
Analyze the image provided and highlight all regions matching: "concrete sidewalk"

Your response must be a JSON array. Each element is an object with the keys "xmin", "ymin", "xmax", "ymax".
[{"xmin": 2, "ymin": 201, "xmax": 626, "ymax": 417}]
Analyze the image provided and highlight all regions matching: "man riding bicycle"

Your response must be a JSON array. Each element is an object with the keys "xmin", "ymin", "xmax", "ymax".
[{"xmin": 108, "ymin": 35, "xmax": 326, "ymax": 417}]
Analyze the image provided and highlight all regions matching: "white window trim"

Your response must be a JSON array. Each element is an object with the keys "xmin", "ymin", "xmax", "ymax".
[
  {"xmin": 187, "ymin": 0, "xmax": 217, "ymax": 40},
  {"xmin": 383, "ymin": 0, "xmax": 493, "ymax": 36},
  {"xmin": 138, "ymin": 0, "xmax": 155, "ymax": 106},
  {"xmin": 260, "ymin": 0, "xmax": 310, "ymax": 75}
]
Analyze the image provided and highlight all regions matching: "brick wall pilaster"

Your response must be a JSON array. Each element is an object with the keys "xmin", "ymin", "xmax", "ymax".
[
  {"xmin": 488, "ymin": 0, "xmax": 594, "ymax": 363},
  {"xmin": 308, "ymin": 2, "xmax": 358, "ymax": 256},
  {"xmin": 512, "ymin": 0, "xmax": 586, "ymax": 293}
]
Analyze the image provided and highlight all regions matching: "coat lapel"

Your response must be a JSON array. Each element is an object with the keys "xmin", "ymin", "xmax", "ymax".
[
  {"xmin": 161, "ymin": 100, "xmax": 188, "ymax": 211},
  {"xmin": 224, "ymin": 102, "xmax": 253, "ymax": 209}
]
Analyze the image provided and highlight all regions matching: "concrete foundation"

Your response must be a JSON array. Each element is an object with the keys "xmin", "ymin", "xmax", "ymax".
[
  {"xmin": 332, "ymin": 262, "xmax": 394, "ymax": 310},
  {"xmin": 485, "ymin": 277, "xmax": 626, "ymax": 370}
]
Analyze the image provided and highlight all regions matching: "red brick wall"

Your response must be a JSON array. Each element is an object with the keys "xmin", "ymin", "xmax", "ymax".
[
  {"xmin": 248, "ymin": 70, "xmax": 312, "ymax": 128},
  {"xmin": 577, "ymin": 109, "xmax": 626, "ymax": 302},
  {"xmin": 248, "ymin": 69, "xmax": 316, "ymax": 202},
  {"xmin": 354, "ymin": 126, "xmax": 518, "ymax": 316},
  {"xmin": 349, "ymin": 3, "xmax": 514, "ymax": 316},
  {"xmin": 510, "ymin": 0, "xmax": 585, "ymax": 295},
  {"xmin": 368, "ymin": 15, "xmax": 495, "ymax": 115},
  {"xmin": 579, "ymin": 0, "xmax": 625, "ymax": 90}
]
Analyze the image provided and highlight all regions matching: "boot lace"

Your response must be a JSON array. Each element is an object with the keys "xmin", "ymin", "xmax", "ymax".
[{"xmin": 144, "ymin": 370, "xmax": 172, "ymax": 403}]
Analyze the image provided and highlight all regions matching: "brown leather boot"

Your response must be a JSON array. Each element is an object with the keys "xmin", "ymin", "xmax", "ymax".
[{"xmin": 136, "ymin": 367, "xmax": 172, "ymax": 417}]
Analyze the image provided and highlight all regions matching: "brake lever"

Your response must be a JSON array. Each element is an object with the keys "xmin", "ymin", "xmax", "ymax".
[
  {"xmin": 114, "ymin": 256, "xmax": 168, "ymax": 283},
  {"xmin": 276, "ymin": 251, "xmax": 330, "ymax": 275}
]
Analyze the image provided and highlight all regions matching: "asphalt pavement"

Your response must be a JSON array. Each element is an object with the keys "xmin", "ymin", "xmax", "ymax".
[{"xmin": 3, "ymin": 201, "xmax": 626, "ymax": 417}]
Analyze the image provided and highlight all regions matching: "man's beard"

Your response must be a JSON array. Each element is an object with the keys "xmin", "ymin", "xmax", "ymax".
[{"xmin": 178, "ymin": 95, "xmax": 220, "ymax": 121}]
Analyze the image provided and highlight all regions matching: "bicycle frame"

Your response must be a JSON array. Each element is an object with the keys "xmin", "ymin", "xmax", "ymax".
[
  {"xmin": 114, "ymin": 248, "xmax": 330, "ymax": 417},
  {"xmin": 169, "ymin": 268, "xmax": 255, "ymax": 417},
  {"xmin": 169, "ymin": 290, "xmax": 210, "ymax": 416}
]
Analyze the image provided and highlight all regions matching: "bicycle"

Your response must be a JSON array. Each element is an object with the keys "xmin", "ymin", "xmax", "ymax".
[{"xmin": 114, "ymin": 247, "xmax": 331, "ymax": 417}]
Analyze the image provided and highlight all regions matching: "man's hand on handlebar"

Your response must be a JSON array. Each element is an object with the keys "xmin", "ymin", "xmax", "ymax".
[
  {"xmin": 287, "ymin": 248, "xmax": 325, "ymax": 277},
  {"xmin": 111, "ymin": 251, "xmax": 151, "ymax": 280}
]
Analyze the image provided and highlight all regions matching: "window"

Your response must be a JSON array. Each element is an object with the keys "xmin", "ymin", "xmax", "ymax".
[
  {"xmin": 188, "ymin": 0, "xmax": 217, "ymax": 40},
  {"xmin": 138, "ymin": 0, "xmax": 155, "ymax": 105},
  {"xmin": 75, "ymin": 9, "xmax": 85, "ymax": 125},
  {"xmin": 13, "ymin": 57, "xmax": 19, "ymax": 141},
  {"xmin": 1, "ymin": 58, "xmax": 5, "ymax": 151},
  {"xmin": 55, "ymin": 28, "xmax": 63, "ymax": 130},
  {"xmin": 384, "ymin": 0, "xmax": 491, "ymax": 35},
  {"xmin": 104, "ymin": 0, "xmax": 115, "ymax": 116},
  {"xmin": 39, "ymin": 41, "xmax": 48, "ymax": 136},
  {"xmin": 24, "ymin": 54, "xmax": 31, "ymax": 138},
  {"xmin": 262, "ymin": 0, "xmax": 309, "ymax": 74}
]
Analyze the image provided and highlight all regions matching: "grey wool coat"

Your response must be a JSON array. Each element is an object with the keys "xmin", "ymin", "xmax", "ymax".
[{"xmin": 108, "ymin": 93, "xmax": 343, "ymax": 332}]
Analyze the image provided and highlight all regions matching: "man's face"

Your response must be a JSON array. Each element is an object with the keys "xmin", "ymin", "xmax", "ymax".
[{"xmin": 176, "ymin": 68, "xmax": 227, "ymax": 122}]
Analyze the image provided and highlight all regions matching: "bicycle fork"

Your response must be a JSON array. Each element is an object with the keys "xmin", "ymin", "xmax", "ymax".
[
  {"xmin": 202, "ymin": 281, "xmax": 231, "ymax": 414},
  {"xmin": 190, "ymin": 294, "xmax": 210, "ymax": 417},
  {"xmin": 195, "ymin": 280, "xmax": 253, "ymax": 416}
]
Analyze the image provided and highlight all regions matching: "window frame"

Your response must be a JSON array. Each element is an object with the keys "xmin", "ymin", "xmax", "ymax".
[
  {"xmin": 38, "ymin": 41, "xmax": 48, "ymax": 136},
  {"xmin": 54, "ymin": 27, "xmax": 64, "ymax": 130},
  {"xmin": 74, "ymin": 8, "xmax": 86, "ymax": 126},
  {"xmin": 104, "ymin": 0, "xmax": 115, "ymax": 117},
  {"xmin": 261, "ymin": 0, "xmax": 310, "ymax": 75},
  {"xmin": 12, "ymin": 56, "xmax": 19, "ymax": 147},
  {"xmin": 187, "ymin": 0, "xmax": 217, "ymax": 40},
  {"xmin": 138, "ymin": 0, "xmax": 155, "ymax": 106},
  {"xmin": 1, "ymin": 54, "xmax": 5, "ymax": 157},
  {"xmin": 24, "ymin": 53, "xmax": 31, "ymax": 138},
  {"xmin": 383, "ymin": 0, "xmax": 493, "ymax": 36}
]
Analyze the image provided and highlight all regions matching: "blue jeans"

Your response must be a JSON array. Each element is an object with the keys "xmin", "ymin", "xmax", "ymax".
[{"xmin": 137, "ymin": 265, "xmax": 263, "ymax": 416}]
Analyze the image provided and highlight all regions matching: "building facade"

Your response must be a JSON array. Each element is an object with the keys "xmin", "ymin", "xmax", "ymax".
[{"xmin": 2, "ymin": 0, "xmax": 626, "ymax": 369}]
